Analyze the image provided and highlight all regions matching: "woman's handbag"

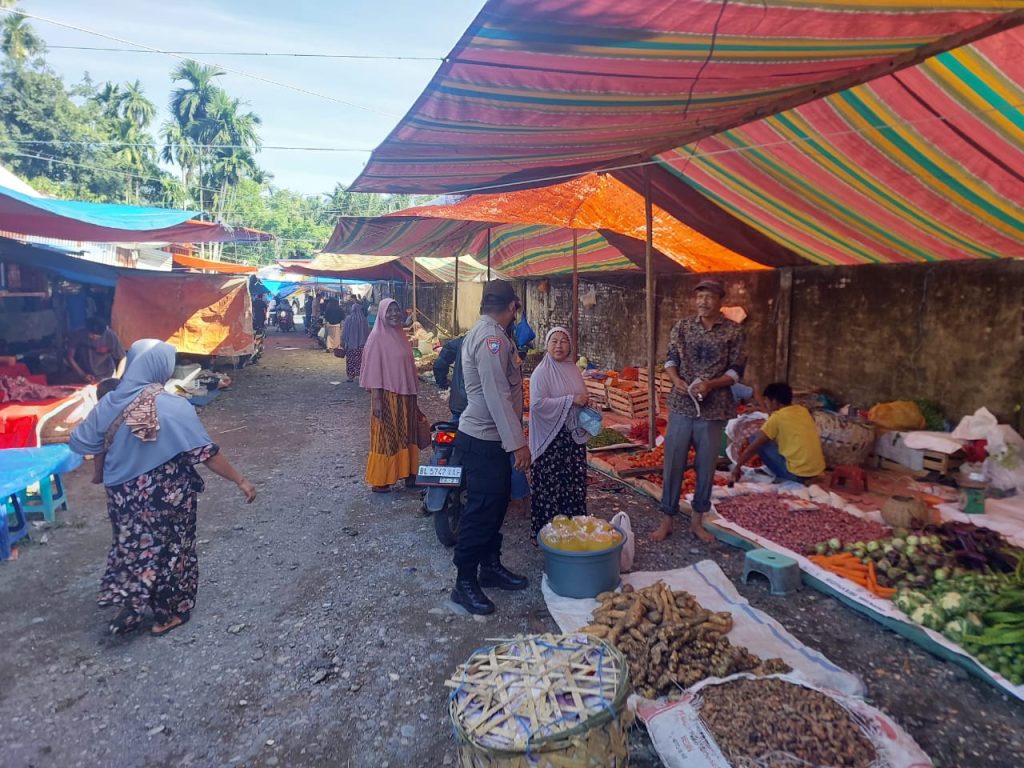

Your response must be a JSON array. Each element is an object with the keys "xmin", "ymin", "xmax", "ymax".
[
  {"xmin": 416, "ymin": 411, "xmax": 432, "ymax": 450},
  {"xmin": 334, "ymin": 347, "xmax": 346, "ymax": 358}
]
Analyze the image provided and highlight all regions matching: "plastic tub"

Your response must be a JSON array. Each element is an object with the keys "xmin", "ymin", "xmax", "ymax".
[{"xmin": 540, "ymin": 528, "xmax": 624, "ymax": 599}]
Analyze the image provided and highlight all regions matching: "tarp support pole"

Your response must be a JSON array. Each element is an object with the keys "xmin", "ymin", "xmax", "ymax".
[
  {"xmin": 412, "ymin": 258, "xmax": 418, "ymax": 322},
  {"xmin": 644, "ymin": 167, "xmax": 657, "ymax": 451},
  {"xmin": 453, "ymin": 255, "xmax": 460, "ymax": 334},
  {"xmin": 486, "ymin": 227, "xmax": 492, "ymax": 282},
  {"xmin": 572, "ymin": 229, "xmax": 579, "ymax": 354}
]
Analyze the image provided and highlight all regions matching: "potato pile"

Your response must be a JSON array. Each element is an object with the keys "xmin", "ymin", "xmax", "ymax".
[{"xmin": 581, "ymin": 582, "xmax": 791, "ymax": 699}]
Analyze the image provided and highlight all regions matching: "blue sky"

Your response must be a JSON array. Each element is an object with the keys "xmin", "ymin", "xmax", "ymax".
[{"xmin": 27, "ymin": 0, "xmax": 484, "ymax": 196}]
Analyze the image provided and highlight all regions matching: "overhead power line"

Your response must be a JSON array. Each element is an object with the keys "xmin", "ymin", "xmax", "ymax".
[
  {"xmin": 7, "ymin": 139, "xmax": 373, "ymax": 153},
  {"xmin": 46, "ymin": 44, "xmax": 443, "ymax": 61},
  {"xmin": 0, "ymin": 8, "xmax": 397, "ymax": 116}
]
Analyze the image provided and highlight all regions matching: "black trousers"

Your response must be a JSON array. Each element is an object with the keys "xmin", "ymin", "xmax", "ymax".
[{"xmin": 452, "ymin": 431, "xmax": 511, "ymax": 572}]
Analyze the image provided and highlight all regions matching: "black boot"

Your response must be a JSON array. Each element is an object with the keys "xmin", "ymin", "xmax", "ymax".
[
  {"xmin": 478, "ymin": 553, "xmax": 529, "ymax": 591},
  {"xmin": 451, "ymin": 574, "xmax": 495, "ymax": 615}
]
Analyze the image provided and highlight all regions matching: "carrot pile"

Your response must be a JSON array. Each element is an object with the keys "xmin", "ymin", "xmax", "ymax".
[{"xmin": 807, "ymin": 553, "xmax": 896, "ymax": 599}]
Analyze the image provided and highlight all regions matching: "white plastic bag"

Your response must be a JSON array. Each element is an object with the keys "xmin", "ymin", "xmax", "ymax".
[
  {"xmin": 952, "ymin": 407, "xmax": 999, "ymax": 440},
  {"xmin": 610, "ymin": 511, "xmax": 635, "ymax": 573}
]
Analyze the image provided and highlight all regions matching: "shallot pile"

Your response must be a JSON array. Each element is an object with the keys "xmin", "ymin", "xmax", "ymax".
[{"xmin": 714, "ymin": 494, "xmax": 890, "ymax": 554}]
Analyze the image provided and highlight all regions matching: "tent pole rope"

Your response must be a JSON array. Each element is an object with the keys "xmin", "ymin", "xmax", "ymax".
[
  {"xmin": 572, "ymin": 228, "xmax": 579, "ymax": 355},
  {"xmin": 644, "ymin": 167, "xmax": 657, "ymax": 451}
]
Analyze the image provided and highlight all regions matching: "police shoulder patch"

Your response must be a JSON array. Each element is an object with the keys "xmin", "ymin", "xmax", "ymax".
[{"xmin": 484, "ymin": 336, "xmax": 502, "ymax": 355}]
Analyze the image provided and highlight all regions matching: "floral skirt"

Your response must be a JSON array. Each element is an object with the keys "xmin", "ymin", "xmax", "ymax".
[
  {"xmin": 346, "ymin": 346, "xmax": 364, "ymax": 379},
  {"xmin": 530, "ymin": 427, "xmax": 587, "ymax": 538},
  {"xmin": 365, "ymin": 391, "xmax": 419, "ymax": 488},
  {"xmin": 100, "ymin": 444, "xmax": 217, "ymax": 629}
]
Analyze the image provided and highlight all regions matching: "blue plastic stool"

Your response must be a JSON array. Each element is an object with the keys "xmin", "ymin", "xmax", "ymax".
[
  {"xmin": 1, "ymin": 494, "xmax": 29, "ymax": 561},
  {"xmin": 742, "ymin": 548, "xmax": 801, "ymax": 596},
  {"xmin": 17, "ymin": 473, "xmax": 67, "ymax": 523}
]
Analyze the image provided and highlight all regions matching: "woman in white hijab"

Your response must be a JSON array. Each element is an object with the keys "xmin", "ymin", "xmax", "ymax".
[{"xmin": 527, "ymin": 327, "xmax": 591, "ymax": 540}]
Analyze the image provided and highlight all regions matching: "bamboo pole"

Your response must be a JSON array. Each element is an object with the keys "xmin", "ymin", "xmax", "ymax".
[
  {"xmin": 412, "ymin": 258, "xmax": 418, "ymax": 322},
  {"xmin": 487, "ymin": 227, "xmax": 492, "ymax": 281},
  {"xmin": 572, "ymin": 229, "xmax": 580, "ymax": 354},
  {"xmin": 453, "ymin": 255, "xmax": 460, "ymax": 334},
  {"xmin": 644, "ymin": 168, "xmax": 657, "ymax": 450}
]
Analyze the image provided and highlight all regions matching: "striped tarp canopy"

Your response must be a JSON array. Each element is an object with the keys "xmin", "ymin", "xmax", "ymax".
[
  {"xmin": 413, "ymin": 255, "xmax": 498, "ymax": 282},
  {"xmin": 351, "ymin": 0, "xmax": 1024, "ymax": 196},
  {"xmin": 641, "ymin": 27, "xmax": 1024, "ymax": 264},
  {"xmin": 325, "ymin": 215, "xmax": 689, "ymax": 277}
]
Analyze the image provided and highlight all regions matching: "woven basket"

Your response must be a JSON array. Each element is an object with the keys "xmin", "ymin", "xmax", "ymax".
[
  {"xmin": 881, "ymin": 495, "xmax": 930, "ymax": 529},
  {"xmin": 447, "ymin": 634, "xmax": 631, "ymax": 767},
  {"xmin": 812, "ymin": 411, "xmax": 875, "ymax": 468}
]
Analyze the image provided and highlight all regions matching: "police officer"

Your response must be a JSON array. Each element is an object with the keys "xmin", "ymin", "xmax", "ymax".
[{"xmin": 451, "ymin": 281, "xmax": 531, "ymax": 615}]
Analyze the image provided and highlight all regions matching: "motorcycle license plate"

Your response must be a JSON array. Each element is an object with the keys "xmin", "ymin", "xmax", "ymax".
[{"xmin": 416, "ymin": 465, "xmax": 462, "ymax": 487}]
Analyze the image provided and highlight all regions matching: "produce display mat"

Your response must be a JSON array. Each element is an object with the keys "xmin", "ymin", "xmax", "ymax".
[
  {"xmin": 705, "ymin": 491, "xmax": 1024, "ymax": 702},
  {"xmin": 541, "ymin": 560, "xmax": 864, "ymax": 698},
  {"xmin": 634, "ymin": 673, "xmax": 932, "ymax": 768}
]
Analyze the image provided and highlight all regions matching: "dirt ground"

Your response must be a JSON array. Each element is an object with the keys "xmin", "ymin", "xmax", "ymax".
[{"xmin": 2, "ymin": 332, "xmax": 1022, "ymax": 768}]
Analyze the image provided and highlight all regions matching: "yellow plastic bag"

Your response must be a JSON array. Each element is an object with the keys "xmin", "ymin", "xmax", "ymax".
[{"xmin": 868, "ymin": 400, "xmax": 926, "ymax": 431}]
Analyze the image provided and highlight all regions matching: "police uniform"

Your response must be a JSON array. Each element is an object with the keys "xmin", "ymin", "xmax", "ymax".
[{"xmin": 454, "ymin": 313, "xmax": 526, "ymax": 580}]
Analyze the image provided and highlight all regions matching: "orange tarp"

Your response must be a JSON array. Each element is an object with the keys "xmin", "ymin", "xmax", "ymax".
[
  {"xmin": 392, "ymin": 173, "xmax": 766, "ymax": 273},
  {"xmin": 112, "ymin": 274, "xmax": 254, "ymax": 357},
  {"xmin": 172, "ymin": 253, "xmax": 258, "ymax": 274}
]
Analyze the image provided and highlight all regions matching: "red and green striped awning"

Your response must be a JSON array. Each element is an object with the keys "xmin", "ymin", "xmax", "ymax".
[{"xmin": 351, "ymin": 0, "xmax": 1024, "ymax": 196}]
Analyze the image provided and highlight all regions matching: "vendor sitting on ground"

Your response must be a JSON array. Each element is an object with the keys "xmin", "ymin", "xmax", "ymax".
[
  {"xmin": 67, "ymin": 317, "xmax": 126, "ymax": 383},
  {"xmin": 730, "ymin": 382, "xmax": 825, "ymax": 485}
]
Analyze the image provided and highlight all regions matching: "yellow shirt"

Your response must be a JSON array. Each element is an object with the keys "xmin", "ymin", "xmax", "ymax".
[{"xmin": 761, "ymin": 405, "xmax": 826, "ymax": 478}]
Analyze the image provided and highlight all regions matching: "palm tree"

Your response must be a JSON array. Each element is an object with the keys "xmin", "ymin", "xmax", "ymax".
[
  {"xmin": 2, "ymin": 15, "xmax": 44, "ymax": 63},
  {"xmin": 168, "ymin": 61, "xmax": 224, "ymax": 125},
  {"xmin": 94, "ymin": 81, "xmax": 122, "ymax": 119},
  {"xmin": 120, "ymin": 79, "xmax": 155, "ymax": 131}
]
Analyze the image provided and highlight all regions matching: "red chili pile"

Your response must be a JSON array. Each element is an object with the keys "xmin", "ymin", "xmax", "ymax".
[{"xmin": 714, "ymin": 494, "xmax": 890, "ymax": 554}]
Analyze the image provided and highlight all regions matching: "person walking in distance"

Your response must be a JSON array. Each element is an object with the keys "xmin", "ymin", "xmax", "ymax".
[
  {"xmin": 652, "ymin": 279, "xmax": 746, "ymax": 544},
  {"xmin": 450, "ymin": 281, "xmax": 531, "ymax": 615}
]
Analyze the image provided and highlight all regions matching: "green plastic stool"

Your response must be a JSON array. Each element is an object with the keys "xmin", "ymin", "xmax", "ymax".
[
  {"xmin": 17, "ymin": 473, "xmax": 67, "ymax": 524},
  {"xmin": 742, "ymin": 548, "xmax": 801, "ymax": 596}
]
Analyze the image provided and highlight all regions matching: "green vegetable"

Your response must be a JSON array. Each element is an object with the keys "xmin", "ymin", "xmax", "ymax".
[
  {"xmin": 911, "ymin": 604, "xmax": 944, "ymax": 631},
  {"xmin": 939, "ymin": 592, "xmax": 966, "ymax": 617},
  {"xmin": 943, "ymin": 618, "xmax": 969, "ymax": 640},
  {"xmin": 588, "ymin": 428, "xmax": 627, "ymax": 448}
]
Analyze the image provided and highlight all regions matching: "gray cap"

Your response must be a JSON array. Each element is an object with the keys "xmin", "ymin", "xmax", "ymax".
[{"xmin": 693, "ymin": 278, "xmax": 725, "ymax": 297}]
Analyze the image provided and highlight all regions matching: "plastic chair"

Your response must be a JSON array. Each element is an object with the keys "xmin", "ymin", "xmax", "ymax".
[
  {"xmin": 17, "ymin": 473, "xmax": 67, "ymax": 524},
  {"xmin": 741, "ymin": 549, "xmax": 801, "ymax": 596},
  {"xmin": 1, "ymin": 494, "xmax": 29, "ymax": 561}
]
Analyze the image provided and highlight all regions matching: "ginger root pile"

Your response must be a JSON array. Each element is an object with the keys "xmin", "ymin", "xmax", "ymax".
[{"xmin": 581, "ymin": 581, "xmax": 791, "ymax": 700}]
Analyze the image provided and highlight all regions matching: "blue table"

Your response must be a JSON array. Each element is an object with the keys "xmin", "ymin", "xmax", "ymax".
[{"xmin": 1, "ymin": 445, "xmax": 82, "ymax": 560}]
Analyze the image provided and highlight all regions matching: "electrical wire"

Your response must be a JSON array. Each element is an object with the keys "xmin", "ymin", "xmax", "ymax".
[
  {"xmin": 0, "ymin": 7, "xmax": 397, "ymax": 115},
  {"xmin": 6, "ymin": 139, "xmax": 373, "ymax": 153},
  {"xmin": 46, "ymin": 44, "xmax": 443, "ymax": 61}
]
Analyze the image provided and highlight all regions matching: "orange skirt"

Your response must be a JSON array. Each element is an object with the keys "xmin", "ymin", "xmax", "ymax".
[{"xmin": 365, "ymin": 391, "xmax": 419, "ymax": 487}]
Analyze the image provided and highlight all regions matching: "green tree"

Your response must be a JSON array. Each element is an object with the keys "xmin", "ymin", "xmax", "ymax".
[
  {"xmin": 1, "ymin": 14, "xmax": 43, "ymax": 64},
  {"xmin": 120, "ymin": 79, "xmax": 155, "ymax": 130}
]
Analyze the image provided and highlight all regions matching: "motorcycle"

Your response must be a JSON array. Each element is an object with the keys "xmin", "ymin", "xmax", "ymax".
[
  {"xmin": 417, "ymin": 421, "xmax": 464, "ymax": 547},
  {"xmin": 277, "ymin": 308, "xmax": 295, "ymax": 332}
]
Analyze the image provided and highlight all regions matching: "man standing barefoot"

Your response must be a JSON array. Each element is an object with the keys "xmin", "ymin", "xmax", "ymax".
[{"xmin": 651, "ymin": 279, "xmax": 745, "ymax": 544}]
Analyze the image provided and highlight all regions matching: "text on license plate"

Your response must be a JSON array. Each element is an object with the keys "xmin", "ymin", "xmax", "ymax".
[{"xmin": 417, "ymin": 465, "xmax": 462, "ymax": 484}]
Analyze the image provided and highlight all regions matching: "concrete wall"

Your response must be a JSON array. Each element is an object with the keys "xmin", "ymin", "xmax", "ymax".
[{"xmin": 413, "ymin": 260, "xmax": 1024, "ymax": 425}]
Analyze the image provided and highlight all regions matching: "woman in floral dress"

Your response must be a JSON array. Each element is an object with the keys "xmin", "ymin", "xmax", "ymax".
[
  {"xmin": 527, "ymin": 327, "xmax": 591, "ymax": 540},
  {"xmin": 70, "ymin": 340, "xmax": 256, "ymax": 636}
]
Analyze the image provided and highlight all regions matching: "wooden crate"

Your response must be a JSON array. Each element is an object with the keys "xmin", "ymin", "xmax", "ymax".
[
  {"xmin": 637, "ymin": 368, "xmax": 672, "ymax": 395},
  {"xmin": 922, "ymin": 450, "xmax": 964, "ymax": 477},
  {"xmin": 607, "ymin": 385, "xmax": 651, "ymax": 419},
  {"xmin": 584, "ymin": 378, "xmax": 609, "ymax": 409}
]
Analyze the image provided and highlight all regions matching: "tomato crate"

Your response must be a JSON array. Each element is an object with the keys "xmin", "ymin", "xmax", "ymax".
[
  {"xmin": 607, "ymin": 385, "xmax": 651, "ymax": 419},
  {"xmin": 584, "ymin": 378, "xmax": 609, "ymax": 409},
  {"xmin": 637, "ymin": 368, "xmax": 673, "ymax": 395}
]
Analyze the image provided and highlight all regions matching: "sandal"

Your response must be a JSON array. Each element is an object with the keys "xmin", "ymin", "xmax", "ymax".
[
  {"xmin": 109, "ymin": 608, "xmax": 140, "ymax": 636},
  {"xmin": 371, "ymin": 485, "xmax": 392, "ymax": 494},
  {"xmin": 151, "ymin": 612, "xmax": 191, "ymax": 636}
]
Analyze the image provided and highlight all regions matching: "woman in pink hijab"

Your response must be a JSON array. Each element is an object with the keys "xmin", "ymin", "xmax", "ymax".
[
  {"xmin": 360, "ymin": 298, "xmax": 420, "ymax": 492},
  {"xmin": 528, "ymin": 327, "xmax": 591, "ymax": 539}
]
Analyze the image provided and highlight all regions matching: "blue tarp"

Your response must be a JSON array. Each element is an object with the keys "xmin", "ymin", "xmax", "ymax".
[
  {"xmin": 0, "ymin": 184, "xmax": 197, "ymax": 230},
  {"xmin": 0, "ymin": 444, "xmax": 83, "ymax": 500}
]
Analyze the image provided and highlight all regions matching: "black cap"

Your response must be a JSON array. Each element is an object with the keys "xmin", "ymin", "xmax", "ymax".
[
  {"xmin": 693, "ymin": 278, "xmax": 725, "ymax": 297},
  {"xmin": 482, "ymin": 280, "xmax": 518, "ymax": 306}
]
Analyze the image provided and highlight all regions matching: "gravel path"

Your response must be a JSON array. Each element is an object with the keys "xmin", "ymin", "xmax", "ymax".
[{"xmin": 1, "ymin": 333, "xmax": 1021, "ymax": 767}]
